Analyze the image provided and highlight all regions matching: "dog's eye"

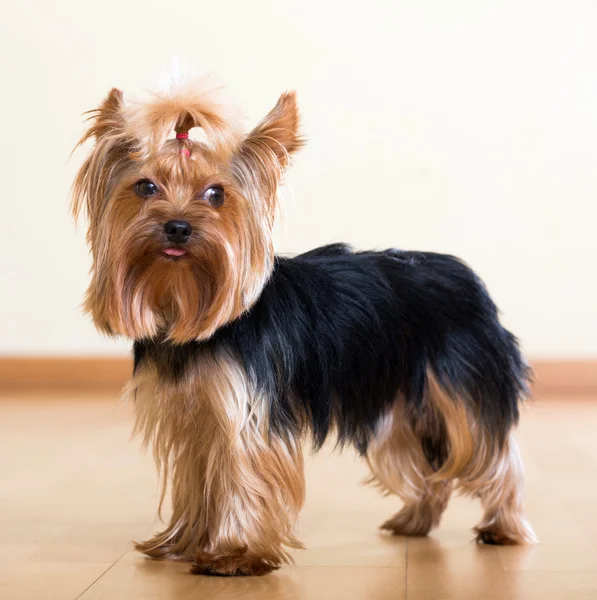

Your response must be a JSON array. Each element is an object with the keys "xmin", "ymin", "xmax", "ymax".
[
  {"xmin": 135, "ymin": 179, "xmax": 158, "ymax": 198},
  {"xmin": 202, "ymin": 186, "xmax": 225, "ymax": 208}
]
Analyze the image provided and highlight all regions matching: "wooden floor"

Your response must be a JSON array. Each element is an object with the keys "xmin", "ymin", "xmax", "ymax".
[{"xmin": 1, "ymin": 389, "xmax": 597, "ymax": 600}]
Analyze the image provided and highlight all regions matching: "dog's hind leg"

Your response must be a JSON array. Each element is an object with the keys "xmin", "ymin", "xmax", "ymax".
[
  {"xmin": 366, "ymin": 400, "xmax": 452, "ymax": 537},
  {"xmin": 425, "ymin": 372, "xmax": 537, "ymax": 544},
  {"xmin": 465, "ymin": 433, "xmax": 537, "ymax": 545},
  {"xmin": 380, "ymin": 480, "xmax": 452, "ymax": 537}
]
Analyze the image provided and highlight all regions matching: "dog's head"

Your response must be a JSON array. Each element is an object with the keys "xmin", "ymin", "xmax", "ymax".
[{"xmin": 72, "ymin": 78, "xmax": 302, "ymax": 342}]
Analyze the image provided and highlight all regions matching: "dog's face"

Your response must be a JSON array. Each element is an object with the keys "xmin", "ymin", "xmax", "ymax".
[{"xmin": 72, "ymin": 83, "xmax": 302, "ymax": 342}]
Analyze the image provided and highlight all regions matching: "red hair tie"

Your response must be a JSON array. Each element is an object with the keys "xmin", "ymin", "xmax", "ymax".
[{"xmin": 176, "ymin": 131, "xmax": 190, "ymax": 156}]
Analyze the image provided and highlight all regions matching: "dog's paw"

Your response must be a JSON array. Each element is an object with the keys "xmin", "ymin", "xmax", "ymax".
[
  {"xmin": 474, "ymin": 518, "xmax": 537, "ymax": 545},
  {"xmin": 380, "ymin": 506, "xmax": 432, "ymax": 537},
  {"xmin": 474, "ymin": 527, "xmax": 520, "ymax": 546},
  {"xmin": 191, "ymin": 547, "xmax": 280, "ymax": 576}
]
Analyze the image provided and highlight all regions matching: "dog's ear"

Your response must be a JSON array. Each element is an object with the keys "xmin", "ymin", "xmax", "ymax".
[
  {"xmin": 71, "ymin": 88, "xmax": 131, "ymax": 225},
  {"xmin": 232, "ymin": 92, "xmax": 303, "ymax": 206},
  {"xmin": 84, "ymin": 88, "xmax": 125, "ymax": 143}
]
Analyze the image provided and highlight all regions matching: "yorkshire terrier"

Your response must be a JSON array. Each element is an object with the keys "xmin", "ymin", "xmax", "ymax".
[{"xmin": 72, "ymin": 75, "xmax": 536, "ymax": 576}]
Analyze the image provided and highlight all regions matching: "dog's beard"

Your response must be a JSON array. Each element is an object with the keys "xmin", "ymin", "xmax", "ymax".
[
  {"xmin": 85, "ymin": 212, "xmax": 251, "ymax": 342},
  {"xmin": 84, "ymin": 194, "xmax": 275, "ymax": 343},
  {"xmin": 111, "ymin": 242, "xmax": 240, "ymax": 342}
]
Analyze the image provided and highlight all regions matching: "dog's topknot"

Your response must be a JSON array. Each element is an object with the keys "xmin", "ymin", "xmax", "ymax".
[{"xmin": 123, "ymin": 73, "xmax": 243, "ymax": 159}]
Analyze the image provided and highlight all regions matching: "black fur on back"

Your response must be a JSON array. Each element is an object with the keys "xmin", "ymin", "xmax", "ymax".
[{"xmin": 134, "ymin": 244, "xmax": 530, "ymax": 457}]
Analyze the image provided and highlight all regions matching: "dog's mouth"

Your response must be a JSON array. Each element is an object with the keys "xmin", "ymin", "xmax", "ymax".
[{"xmin": 162, "ymin": 247, "xmax": 188, "ymax": 258}]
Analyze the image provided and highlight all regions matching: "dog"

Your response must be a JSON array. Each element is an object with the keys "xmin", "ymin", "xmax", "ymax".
[{"xmin": 72, "ymin": 74, "xmax": 536, "ymax": 576}]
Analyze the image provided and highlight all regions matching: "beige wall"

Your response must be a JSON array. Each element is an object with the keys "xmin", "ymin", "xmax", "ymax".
[{"xmin": 0, "ymin": 1, "xmax": 595, "ymax": 357}]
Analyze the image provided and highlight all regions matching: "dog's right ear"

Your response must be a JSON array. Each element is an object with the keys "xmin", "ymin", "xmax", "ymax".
[
  {"xmin": 232, "ymin": 92, "xmax": 304, "ymax": 212},
  {"xmin": 71, "ymin": 88, "xmax": 130, "ymax": 225}
]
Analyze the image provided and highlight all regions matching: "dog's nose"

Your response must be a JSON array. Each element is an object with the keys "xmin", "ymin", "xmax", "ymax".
[{"xmin": 164, "ymin": 220, "xmax": 192, "ymax": 243}]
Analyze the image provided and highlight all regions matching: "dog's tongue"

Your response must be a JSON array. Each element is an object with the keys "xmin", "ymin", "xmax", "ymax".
[{"xmin": 163, "ymin": 248, "xmax": 187, "ymax": 257}]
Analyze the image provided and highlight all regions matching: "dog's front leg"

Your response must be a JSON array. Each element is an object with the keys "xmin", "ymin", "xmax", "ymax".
[
  {"xmin": 132, "ymin": 353, "xmax": 305, "ymax": 576},
  {"xmin": 190, "ymin": 431, "xmax": 305, "ymax": 576}
]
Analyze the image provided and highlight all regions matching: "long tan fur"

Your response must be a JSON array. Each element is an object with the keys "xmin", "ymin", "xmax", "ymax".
[{"xmin": 129, "ymin": 351, "xmax": 306, "ymax": 575}]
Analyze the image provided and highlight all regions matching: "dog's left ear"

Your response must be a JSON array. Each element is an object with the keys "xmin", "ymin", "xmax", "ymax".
[{"xmin": 233, "ymin": 92, "xmax": 303, "ymax": 203}]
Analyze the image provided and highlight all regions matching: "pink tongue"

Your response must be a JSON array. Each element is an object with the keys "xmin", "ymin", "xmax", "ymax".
[{"xmin": 163, "ymin": 248, "xmax": 187, "ymax": 257}]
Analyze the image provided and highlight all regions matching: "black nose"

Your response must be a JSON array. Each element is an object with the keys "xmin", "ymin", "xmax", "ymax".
[{"xmin": 164, "ymin": 220, "xmax": 192, "ymax": 243}]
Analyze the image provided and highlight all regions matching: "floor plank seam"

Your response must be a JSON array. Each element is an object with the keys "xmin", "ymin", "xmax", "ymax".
[
  {"xmin": 73, "ymin": 552, "xmax": 128, "ymax": 600},
  {"xmin": 404, "ymin": 538, "xmax": 409, "ymax": 600}
]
